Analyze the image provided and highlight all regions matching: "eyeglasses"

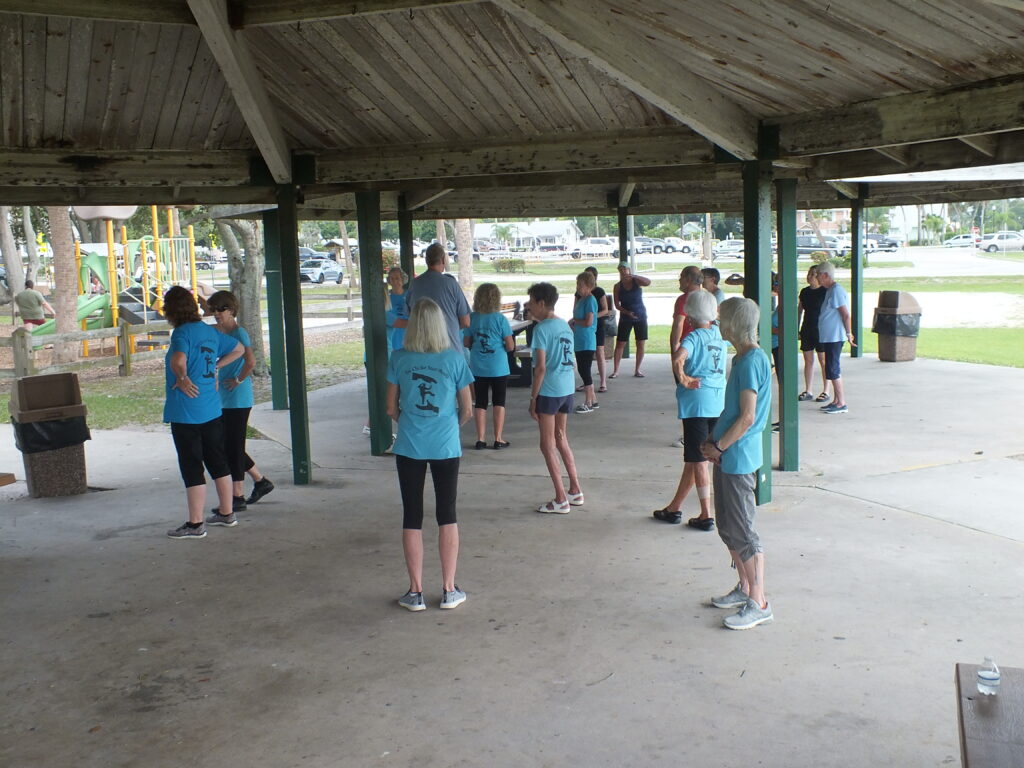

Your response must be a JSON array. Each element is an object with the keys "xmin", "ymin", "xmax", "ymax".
[{"xmin": 210, "ymin": 305, "xmax": 231, "ymax": 312}]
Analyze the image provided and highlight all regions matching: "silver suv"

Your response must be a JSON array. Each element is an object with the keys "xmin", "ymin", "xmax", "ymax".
[{"xmin": 977, "ymin": 231, "xmax": 1024, "ymax": 252}]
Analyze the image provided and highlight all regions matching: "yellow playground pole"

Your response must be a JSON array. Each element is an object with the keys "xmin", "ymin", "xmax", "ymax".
[
  {"xmin": 188, "ymin": 225, "xmax": 198, "ymax": 299},
  {"xmin": 121, "ymin": 225, "xmax": 136, "ymax": 354},
  {"xmin": 105, "ymin": 220, "xmax": 120, "ymax": 353},
  {"xmin": 76, "ymin": 240, "xmax": 89, "ymax": 357},
  {"xmin": 151, "ymin": 205, "xmax": 163, "ymax": 311},
  {"xmin": 167, "ymin": 208, "xmax": 178, "ymax": 282},
  {"xmin": 140, "ymin": 240, "xmax": 150, "ymax": 320}
]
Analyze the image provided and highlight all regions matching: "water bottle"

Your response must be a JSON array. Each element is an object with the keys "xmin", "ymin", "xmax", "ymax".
[{"xmin": 977, "ymin": 656, "xmax": 1000, "ymax": 696}]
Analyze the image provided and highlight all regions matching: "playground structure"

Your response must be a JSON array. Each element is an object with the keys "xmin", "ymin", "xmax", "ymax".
[{"xmin": 30, "ymin": 207, "xmax": 214, "ymax": 344}]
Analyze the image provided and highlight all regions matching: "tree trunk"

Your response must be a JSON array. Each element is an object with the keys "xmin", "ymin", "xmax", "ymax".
[
  {"xmin": 703, "ymin": 212, "xmax": 713, "ymax": 262},
  {"xmin": 340, "ymin": 221, "xmax": 358, "ymax": 290},
  {"xmin": 23, "ymin": 207, "xmax": 40, "ymax": 284},
  {"xmin": 218, "ymin": 218, "xmax": 267, "ymax": 375},
  {"xmin": 454, "ymin": 218, "xmax": 474, "ymax": 292},
  {"xmin": 47, "ymin": 206, "xmax": 79, "ymax": 364},
  {"xmin": 806, "ymin": 211, "xmax": 828, "ymax": 247},
  {"xmin": 436, "ymin": 220, "xmax": 447, "ymax": 251},
  {"xmin": 1, "ymin": 207, "xmax": 27, "ymax": 301}
]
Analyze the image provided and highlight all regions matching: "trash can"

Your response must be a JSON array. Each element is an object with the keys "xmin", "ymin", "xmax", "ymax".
[
  {"xmin": 872, "ymin": 291, "xmax": 922, "ymax": 362},
  {"xmin": 9, "ymin": 372, "xmax": 91, "ymax": 498}
]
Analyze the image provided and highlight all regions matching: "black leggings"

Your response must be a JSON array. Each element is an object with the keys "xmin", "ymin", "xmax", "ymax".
[
  {"xmin": 474, "ymin": 375, "xmax": 507, "ymax": 410},
  {"xmin": 395, "ymin": 455, "xmax": 460, "ymax": 530},
  {"xmin": 575, "ymin": 349, "xmax": 595, "ymax": 387},
  {"xmin": 221, "ymin": 407, "xmax": 254, "ymax": 482},
  {"xmin": 171, "ymin": 418, "xmax": 230, "ymax": 488}
]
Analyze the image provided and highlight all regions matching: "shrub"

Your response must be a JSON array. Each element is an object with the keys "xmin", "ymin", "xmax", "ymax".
[
  {"xmin": 493, "ymin": 258, "xmax": 526, "ymax": 273},
  {"xmin": 382, "ymin": 249, "xmax": 399, "ymax": 270}
]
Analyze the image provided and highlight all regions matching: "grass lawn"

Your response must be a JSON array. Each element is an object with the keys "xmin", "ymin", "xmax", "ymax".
[{"xmin": 978, "ymin": 250, "xmax": 1024, "ymax": 263}]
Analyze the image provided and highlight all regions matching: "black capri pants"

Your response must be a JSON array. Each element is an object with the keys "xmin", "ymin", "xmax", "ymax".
[
  {"xmin": 395, "ymin": 455, "xmax": 460, "ymax": 530},
  {"xmin": 575, "ymin": 349, "xmax": 595, "ymax": 386},
  {"xmin": 474, "ymin": 375, "xmax": 508, "ymax": 410},
  {"xmin": 221, "ymin": 407, "xmax": 255, "ymax": 482},
  {"xmin": 171, "ymin": 417, "xmax": 231, "ymax": 488}
]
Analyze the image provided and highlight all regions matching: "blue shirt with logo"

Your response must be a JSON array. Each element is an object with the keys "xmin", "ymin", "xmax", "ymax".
[
  {"xmin": 677, "ymin": 325, "xmax": 726, "ymax": 419},
  {"xmin": 387, "ymin": 348, "xmax": 474, "ymax": 460},
  {"xmin": 386, "ymin": 290, "xmax": 407, "ymax": 353},
  {"xmin": 573, "ymin": 295, "xmax": 598, "ymax": 352},
  {"xmin": 818, "ymin": 282, "xmax": 848, "ymax": 343},
  {"xmin": 532, "ymin": 317, "xmax": 575, "ymax": 397},
  {"xmin": 468, "ymin": 311, "xmax": 512, "ymax": 378},
  {"xmin": 218, "ymin": 325, "xmax": 254, "ymax": 409},
  {"xmin": 711, "ymin": 347, "xmax": 772, "ymax": 475},
  {"xmin": 164, "ymin": 321, "xmax": 240, "ymax": 424}
]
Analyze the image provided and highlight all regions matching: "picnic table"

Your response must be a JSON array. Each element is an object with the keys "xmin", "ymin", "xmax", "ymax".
[{"xmin": 955, "ymin": 662, "xmax": 1024, "ymax": 767}]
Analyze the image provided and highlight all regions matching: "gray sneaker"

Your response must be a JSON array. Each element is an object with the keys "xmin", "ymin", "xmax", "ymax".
[
  {"xmin": 723, "ymin": 598, "xmax": 774, "ymax": 630},
  {"xmin": 822, "ymin": 403, "xmax": 849, "ymax": 414},
  {"xmin": 206, "ymin": 511, "xmax": 238, "ymax": 527},
  {"xmin": 710, "ymin": 583, "xmax": 748, "ymax": 609},
  {"xmin": 398, "ymin": 591, "xmax": 426, "ymax": 612},
  {"xmin": 167, "ymin": 522, "xmax": 207, "ymax": 539},
  {"xmin": 440, "ymin": 585, "xmax": 467, "ymax": 609}
]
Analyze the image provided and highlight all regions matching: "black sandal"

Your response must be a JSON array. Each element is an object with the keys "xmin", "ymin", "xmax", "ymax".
[
  {"xmin": 653, "ymin": 509, "xmax": 682, "ymax": 524},
  {"xmin": 687, "ymin": 516, "xmax": 715, "ymax": 531}
]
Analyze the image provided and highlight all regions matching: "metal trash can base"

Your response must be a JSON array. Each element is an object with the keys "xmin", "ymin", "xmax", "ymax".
[{"xmin": 22, "ymin": 444, "xmax": 88, "ymax": 498}]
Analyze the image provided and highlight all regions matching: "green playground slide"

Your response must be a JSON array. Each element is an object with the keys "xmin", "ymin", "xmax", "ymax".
[{"xmin": 30, "ymin": 293, "xmax": 111, "ymax": 336}]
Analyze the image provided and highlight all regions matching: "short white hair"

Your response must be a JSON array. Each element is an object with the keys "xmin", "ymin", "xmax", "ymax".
[
  {"xmin": 684, "ymin": 289, "xmax": 717, "ymax": 325},
  {"xmin": 816, "ymin": 260, "xmax": 835, "ymax": 279},
  {"xmin": 404, "ymin": 298, "xmax": 449, "ymax": 354},
  {"xmin": 719, "ymin": 297, "xmax": 760, "ymax": 345}
]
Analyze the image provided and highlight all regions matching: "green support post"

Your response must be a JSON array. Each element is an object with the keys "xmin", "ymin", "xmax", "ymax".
[
  {"xmin": 398, "ymin": 194, "xmax": 416, "ymax": 280},
  {"xmin": 616, "ymin": 206, "xmax": 630, "ymax": 360},
  {"xmin": 276, "ymin": 184, "xmax": 312, "ymax": 485},
  {"xmin": 775, "ymin": 178, "xmax": 799, "ymax": 471},
  {"xmin": 261, "ymin": 210, "xmax": 288, "ymax": 410},
  {"xmin": 356, "ymin": 191, "xmax": 391, "ymax": 456},
  {"xmin": 850, "ymin": 192, "xmax": 865, "ymax": 358},
  {"xmin": 742, "ymin": 159, "xmax": 774, "ymax": 505}
]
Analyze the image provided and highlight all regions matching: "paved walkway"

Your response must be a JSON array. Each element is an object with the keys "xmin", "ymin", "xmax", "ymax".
[{"xmin": 2, "ymin": 353, "xmax": 1022, "ymax": 766}]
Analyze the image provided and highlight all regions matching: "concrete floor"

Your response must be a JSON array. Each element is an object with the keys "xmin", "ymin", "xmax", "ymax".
[{"xmin": 2, "ymin": 352, "xmax": 1022, "ymax": 767}]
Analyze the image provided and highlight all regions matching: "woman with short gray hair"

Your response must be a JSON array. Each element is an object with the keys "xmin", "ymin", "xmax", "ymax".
[
  {"xmin": 653, "ymin": 290, "xmax": 726, "ymax": 530},
  {"xmin": 701, "ymin": 297, "xmax": 774, "ymax": 630}
]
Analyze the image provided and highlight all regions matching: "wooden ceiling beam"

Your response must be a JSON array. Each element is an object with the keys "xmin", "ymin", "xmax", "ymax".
[
  {"xmin": 959, "ymin": 134, "xmax": 1000, "ymax": 157},
  {"xmin": 0, "ymin": 149, "xmax": 256, "ymax": 186},
  {"xmin": 403, "ymin": 189, "xmax": 453, "ymax": 210},
  {"xmin": 494, "ymin": 0, "xmax": 759, "ymax": 160},
  {"xmin": 617, "ymin": 183, "xmax": 636, "ymax": 207},
  {"xmin": 187, "ymin": 0, "xmax": 292, "ymax": 182},
  {"xmin": 874, "ymin": 146, "xmax": 912, "ymax": 165},
  {"xmin": 0, "ymin": 1, "xmax": 195, "ymax": 24},
  {"xmin": 771, "ymin": 74, "xmax": 1024, "ymax": 156},
  {"xmin": 239, "ymin": 0, "xmax": 479, "ymax": 26},
  {"xmin": 976, "ymin": 0, "xmax": 1024, "ymax": 11}
]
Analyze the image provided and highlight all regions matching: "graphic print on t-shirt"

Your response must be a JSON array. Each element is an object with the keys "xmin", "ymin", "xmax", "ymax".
[
  {"xmin": 478, "ymin": 331, "xmax": 494, "ymax": 354},
  {"xmin": 559, "ymin": 336, "xmax": 573, "ymax": 367},
  {"xmin": 200, "ymin": 345, "xmax": 216, "ymax": 379},
  {"xmin": 412, "ymin": 371, "xmax": 440, "ymax": 413}
]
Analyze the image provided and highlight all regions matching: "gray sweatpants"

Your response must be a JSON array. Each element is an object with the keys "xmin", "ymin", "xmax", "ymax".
[{"xmin": 713, "ymin": 467, "xmax": 762, "ymax": 562}]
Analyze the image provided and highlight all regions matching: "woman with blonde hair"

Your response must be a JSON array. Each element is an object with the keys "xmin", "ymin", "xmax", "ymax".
[
  {"xmin": 465, "ymin": 282, "xmax": 514, "ymax": 449},
  {"xmin": 387, "ymin": 298, "xmax": 474, "ymax": 611}
]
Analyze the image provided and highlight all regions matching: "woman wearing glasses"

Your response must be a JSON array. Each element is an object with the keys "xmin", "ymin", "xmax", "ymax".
[{"xmin": 207, "ymin": 290, "xmax": 275, "ymax": 515}]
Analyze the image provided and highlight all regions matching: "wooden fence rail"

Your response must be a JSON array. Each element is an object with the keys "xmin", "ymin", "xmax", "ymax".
[{"xmin": 0, "ymin": 322, "xmax": 172, "ymax": 380}]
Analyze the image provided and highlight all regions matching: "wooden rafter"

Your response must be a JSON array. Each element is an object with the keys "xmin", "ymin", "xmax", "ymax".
[
  {"xmin": 493, "ymin": 0, "xmax": 759, "ymax": 160},
  {"xmin": 403, "ymin": 189, "xmax": 453, "ymax": 210},
  {"xmin": 771, "ymin": 74, "xmax": 1024, "ymax": 156},
  {"xmin": 959, "ymin": 134, "xmax": 1000, "ymax": 157},
  {"xmin": 187, "ymin": 0, "xmax": 292, "ymax": 183}
]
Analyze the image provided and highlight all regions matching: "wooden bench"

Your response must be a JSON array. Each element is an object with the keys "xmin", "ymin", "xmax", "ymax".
[{"xmin": 956, "ymin": 662, "xmax": 1024, "ymax": 767}]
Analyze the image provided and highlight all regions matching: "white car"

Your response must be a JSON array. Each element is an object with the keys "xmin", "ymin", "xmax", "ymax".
[
  {"xmin": 976, "ymin": 231, "xmax": 1024, "ymax": 252},
  {"xmin": 575, "ymin": 237, "xmax": 617, "ymax": 258},
  {"xmin": 300, "ymin": 259, "xmax": 344, "ymax": 284},
  {"xmin": 662, "ymin": 237, "xmax": 693, "ymax": 254},
  {"xmin": 943, "ymin": 233, "xmax": 981, "ymax": 247},
  {"xmin": 713, "ymin": 239, "xmax": 745, "ymax": 257}
]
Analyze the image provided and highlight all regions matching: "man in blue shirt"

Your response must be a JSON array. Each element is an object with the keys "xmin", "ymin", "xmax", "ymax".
[
  {"xmin": 815, "ymin": 261, "xmax": 856, "ymax": 414},
  {"xmin": 527, "ymin": 282, "xmax": 583, "ymax": 515},
  {"xmin": 401, "ymin": 244, "xmax": 470, "ymax": 350}
]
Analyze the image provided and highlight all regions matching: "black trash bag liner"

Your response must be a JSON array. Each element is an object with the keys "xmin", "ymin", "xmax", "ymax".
[
  {"xmin": 12, "ymin": 416, "xmax": 91, "ymax": 454},
  {"xmin": 872, "ymin": 312, "xmax": 921, "ymax": 338}
]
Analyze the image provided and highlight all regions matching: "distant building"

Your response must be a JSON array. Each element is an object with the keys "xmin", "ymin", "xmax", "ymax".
[{"xmin": 475, "ymin": 220, "xmax": 584, "ymax": 251}]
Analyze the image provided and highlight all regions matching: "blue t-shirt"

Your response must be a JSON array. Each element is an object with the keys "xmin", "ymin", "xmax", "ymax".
[
  {"xmin": 387, "ymin": 348, "xmax": 474, "ymax": 460},
  {"xmin": 573, "ymin": 295, "xmax": 598, "ymax": 352},
  {"xmin": 771, "ymin": 306, "xmax": 779, "ymax": 349},
  {"xmin": 711, "ymin": 347, "xmax": 772, "ymax": 475},
  {"xmin": 218, "ymin": 325, "xmax": 254, "ymax": 409},
  {"xmin": 468, "ymin": 311, "xmax": 512, "ymax": 378},
  {"xmin": 677, "ymin": 325, "xmax": 726, "ymax": 419},
  {"xmin": 818, "ymin": 282, "xmax": 848, "ymax": 343},
  {"xmin": 386, "ymin": 291, "xmax": 407, "ymax": 352},
  {"xmin": 164, "ymin": 321, "xmax": 240, "ymax": 424},
  {"xmin": 531, "ymin": 317, "xmax": 575, "ymax": 397}
]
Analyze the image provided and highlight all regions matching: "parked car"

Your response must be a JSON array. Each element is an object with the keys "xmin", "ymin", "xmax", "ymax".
[
  {"xmin": 713, "ymin": 239, "xmax": 745, "ymax": 257},
  {"xmin": 298, "ymin": 246, "xmax": 330, "ymax": 260},
  {"xmin": 299, "ymin": 259, "xmax": 344, "ymax": 284},
  {"xmin": 864, "ymin": 233, "xmax": 900, "ymax": 252},
  {"xmin": 943, "ymin": 233, "xmax": 981, "ymax": 247},
  {"xmin": 976, "ymin": 231, "xmax": 1024, "ymax": 252},
  {"xmin": 662, "ymin": 237, "xmax": 693, "ymax": 254},
  {"xmin": 796, "ymin": 235, "xmax": 847, "ymax": 258},
  {"xmin": 576, "ymin": 237, "xmax": 618, "ymax": 258},
  {"xmin": 633, "ymin": 236, "xmax": 669, "ymax": 254},
  {"xmin": 195, "ymin": 260, "xmax": 215, "ymax": 270}
]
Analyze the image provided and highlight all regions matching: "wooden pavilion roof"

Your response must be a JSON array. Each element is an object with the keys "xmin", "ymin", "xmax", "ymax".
[{"xmin": 1, "ymin": 0, "xmax": 1023, "ymax": 213}]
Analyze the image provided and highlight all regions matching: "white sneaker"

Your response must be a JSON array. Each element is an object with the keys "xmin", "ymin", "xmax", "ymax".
[
  {"xmin": 673, "ymin": 436, "xmax": 685, "ymax": 448},
  {"xmin": 537, "ymin": 499, "xmax": 570, "ymax": 514},
  {"xmin": 574, "ymin": 404, "xmax": 593, "ymax": 414}
]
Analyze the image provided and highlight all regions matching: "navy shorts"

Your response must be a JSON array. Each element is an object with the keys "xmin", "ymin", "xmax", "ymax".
[
  {"xmin": 823, "ymin": 340, "xmax": 844, "ymax": 380},
  {"xmin": 799, "ymin": 328, "xmax": 823, "ymax": 352},
  {"xmin": 535, "ymin": 394, "xmax": 574, "ymax": 415},
  {"xmin": 617, "ymin": 316, "xmax": 648, "ymax": 342}
]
